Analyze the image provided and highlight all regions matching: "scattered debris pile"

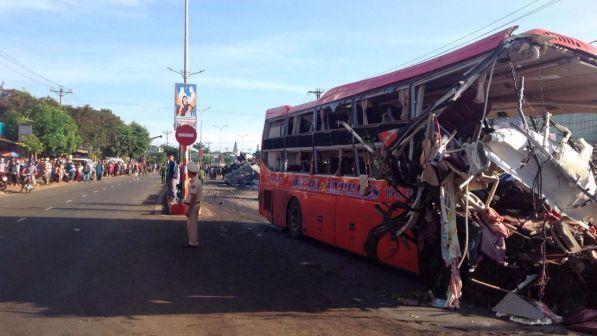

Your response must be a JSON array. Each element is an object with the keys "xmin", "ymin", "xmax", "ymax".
[
  {"xmin": 346, "ymin": 28, "xmax": 596, "ymax": 325},
  {"xmin": 225, "ymin": 162, "xmax": 259, "ymax": 187}
]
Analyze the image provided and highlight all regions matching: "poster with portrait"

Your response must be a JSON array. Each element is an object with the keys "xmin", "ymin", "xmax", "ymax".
[{"xmin": 174, "ymin": 83, "xmax": 197, "ymax": 127}]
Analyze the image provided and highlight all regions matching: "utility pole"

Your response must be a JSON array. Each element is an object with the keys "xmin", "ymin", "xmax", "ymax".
[
  {"xmin": 50, "ymin": 85, "xmax": 73, "ymax": 106},
  {"xmin": 204, "ymin": 141, "xmax": 212, "ymax": 164},
  {"xmin": 198, "ymin": 105, "xmax": 212, "ymax": 162},
  {"xmin": 237, "ymin": 133, "xmax": 248, "ymax": 155},
  {"xmin": 163, "ymin": 130, "xmax": 172, "ymax": 146},
  {"xmin": 308, "ymin": 88, "xmax": 324, "ymax": 100},
  {"xmin": 213, "ymin": 124, "xmax": 228, "ymax": 162}
]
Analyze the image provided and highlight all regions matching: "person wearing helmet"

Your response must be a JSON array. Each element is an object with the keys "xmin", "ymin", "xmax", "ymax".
[{"xmin": 184, "ymin": 162, "xmax": 203, "ymax": 248}]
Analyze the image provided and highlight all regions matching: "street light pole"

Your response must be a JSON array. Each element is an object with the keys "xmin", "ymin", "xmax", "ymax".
[
  {"xmin": 198, "ymin": 105, "xmax": 212, "ymax": 163},
  {"xmin": 163, "ymin": 130, "xmax": 172, "ymax": 146},
  {"xmin": 213, "ymin": 124, "xmax": 228, "ymax": 163},
  {"xmin": 179, "ymin": 0, "xmax": 190, "ymax": 204},
  {"xmin": 237, "ymin": 133, "xmax": 248, "ymax": 155}
]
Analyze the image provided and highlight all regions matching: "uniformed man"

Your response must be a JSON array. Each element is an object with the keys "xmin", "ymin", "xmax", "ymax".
[{"xmin": 184, "ymin": 162, "xmax": 202, "ymax": 248}]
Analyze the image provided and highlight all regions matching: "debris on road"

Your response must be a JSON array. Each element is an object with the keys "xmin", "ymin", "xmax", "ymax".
[
  {"xmin": 348, "ymin": 29, "xmax": 596, "ymax": 323},
  {"xmin": 224, "ymin": 162, "xmax": 259, "ymax": 187}
]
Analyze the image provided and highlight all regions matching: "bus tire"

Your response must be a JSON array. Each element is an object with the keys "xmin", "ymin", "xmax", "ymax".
[{"xmin": 287, "ymin": 198, "xmax": 303, "ymax": 239}]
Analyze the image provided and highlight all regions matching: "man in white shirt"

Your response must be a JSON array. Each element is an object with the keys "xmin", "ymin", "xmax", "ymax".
[{"xmin": 184, "ymin": 162, "xmax": 203, "ymax": 248}]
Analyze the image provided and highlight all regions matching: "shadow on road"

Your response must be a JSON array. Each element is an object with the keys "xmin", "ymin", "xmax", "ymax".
[{"xmin": 0, "ymin": 215, "xmax": 421, "ymax": 318}]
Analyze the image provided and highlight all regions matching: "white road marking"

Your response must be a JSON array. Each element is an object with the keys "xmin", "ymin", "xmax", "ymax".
[
  {"xmin": 73, "ymin": 228, "xmax": 80, "ymax": 232},
  {"xmin": 102, "ymin": 188, "xmax": 106, "ymax": 190},
  {"xmin": 82, "ymin": 194, "xmax": 87, "ymax": 197},
  {"xmin": 45, "ymin": 207, "xmax": 53, "ymax": 211},
  {"xmin": 16, "ymin": 218, "xmax": 27, "ymax": 222},
  {"xmin": 66, "ymin": 200, "xmax": 73, "ymax": 203},
  {"xmin": 94, "ymin": 190, "xmax": 98, "ymax": 193}
]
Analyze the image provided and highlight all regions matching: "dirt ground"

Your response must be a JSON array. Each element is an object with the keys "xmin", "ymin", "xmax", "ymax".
[{"xmin": 195, "ymin": 179, "xmax": 578, "ymax": 336}]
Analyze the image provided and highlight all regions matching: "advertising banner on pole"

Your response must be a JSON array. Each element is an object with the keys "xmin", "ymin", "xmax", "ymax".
[
  {"xmin": 174, "ymin": 83, "xmax": 197, "ymax": 128},
  {"xmin": 18, "ymin": 125, "xmax": 33, "ymax": 142}
]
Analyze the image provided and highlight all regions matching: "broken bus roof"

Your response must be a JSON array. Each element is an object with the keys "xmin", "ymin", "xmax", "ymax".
[{"xmin": 265, "ymin": 27, "xmax": 597, "ymax": 120}]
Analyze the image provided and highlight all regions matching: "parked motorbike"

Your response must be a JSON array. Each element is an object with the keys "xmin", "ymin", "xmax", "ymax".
[
  {"xmin": 36, "ymin": 171, "xmax": 49, "ymax": 185},
  {"xmin": 21, "ymin": 175, "xmax": 34, "ymax": 193},
  {"xmin": 0, "ymin": 174, "xmax": 7, "ymax": 191}
]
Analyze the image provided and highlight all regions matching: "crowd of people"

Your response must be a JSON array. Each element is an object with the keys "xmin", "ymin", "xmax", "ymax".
[
  {"xmin": 205, "ymin": 165, "xmax": 227, "ymax": 180},
  {"xmin": 0, "ymin": 157, "xmax": 159, "ymax": 192}
]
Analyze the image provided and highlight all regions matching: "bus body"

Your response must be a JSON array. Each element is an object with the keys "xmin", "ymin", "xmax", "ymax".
[{"xmin": 258, "ymin": 27, "xmax": 597, "ymax": 275}]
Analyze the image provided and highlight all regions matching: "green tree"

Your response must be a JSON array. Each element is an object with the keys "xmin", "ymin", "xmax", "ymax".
[
  {"xmin": 128, "ymin": 122, "xmax": 150, "ymax": 159},
  {"xmin": 66, "ymin": 105, "xmax": 125, "ymax": 157},
  {"xmin": 192, "ymin": 142, "xmax": 212, "ymax": 165},
  {"xmin": 29, "ymin": 103, "xmax": 80, "ymax": 155},
  {"xmin": 160, "ymin": 144, "xmax": 179, "ymax": 161},
  {"xmin": 0, "ymin": 89, "xmax": 37, "ymax": 119},
  {"xmin": 114, "ymin": 124, "xmax": 132, "ymax": 158},
  {"xmin": 0, "ymin": 110, "xmax": 27, "ymax": 140},
  {"xmin": 21, "ymin": 134, "xmax": 45, "ymax": 157}
]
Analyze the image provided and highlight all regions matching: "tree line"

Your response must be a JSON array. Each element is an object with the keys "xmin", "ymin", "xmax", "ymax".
[{"xmin": 0, "ymin": 89, "xmax": 150, "ymax": 159}]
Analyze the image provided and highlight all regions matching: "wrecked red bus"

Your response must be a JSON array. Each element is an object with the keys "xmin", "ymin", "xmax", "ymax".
[{"xmin": 259, "ymin": 26, "xmax": 596, "ymax": 308}]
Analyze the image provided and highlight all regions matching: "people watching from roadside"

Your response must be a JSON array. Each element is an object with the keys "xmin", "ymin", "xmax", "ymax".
[
  {"xmin": 0, "ymin": 158, "xmax": 6, "ymax": 178},
  {"xmin": 9, "ymin": 158, "xmax": 20, "ymax": 186},
  {"xmin": 95, "ymin": 160, "xmax": 104, "ymax": 181},
  {"xmin": 0, "ymin": 156, "xmax": 161, "ymax": 193},
  {"xmin": 165, "ymin": 154, "xmax": 178, "ymax": 202},
  {"xmin": 82, "ymin": 162, "xmax": 91, "ymax": 183}
]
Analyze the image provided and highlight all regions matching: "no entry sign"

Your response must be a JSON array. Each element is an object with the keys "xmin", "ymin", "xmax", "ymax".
[{"xmin": 175, "ymin": 124, "xmax": 197, "ymax": 146}]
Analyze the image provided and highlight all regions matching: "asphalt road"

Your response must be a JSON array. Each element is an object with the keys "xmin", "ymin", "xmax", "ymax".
[{"xmin": 0, "ymin": 175, "xmax": 574, "ymax": 336}]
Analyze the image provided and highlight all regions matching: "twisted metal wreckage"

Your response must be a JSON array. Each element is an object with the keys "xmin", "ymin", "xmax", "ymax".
[{"xmin": 342, "ymin": 28, "xmax": 596, "ymax": 322}]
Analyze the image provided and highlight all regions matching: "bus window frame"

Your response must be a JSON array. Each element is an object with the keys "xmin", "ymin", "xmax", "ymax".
[{"xmin": 283, "ymin": 109, "xmax": 315, "ymax": 172}]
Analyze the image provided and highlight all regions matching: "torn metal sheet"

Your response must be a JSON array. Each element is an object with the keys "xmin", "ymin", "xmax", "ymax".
[{"xmin": 483, "ymin": 126, "xmax": 596, "ymax": 223}]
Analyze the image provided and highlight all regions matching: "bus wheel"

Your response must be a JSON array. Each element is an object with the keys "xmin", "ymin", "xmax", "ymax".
[{"xmin": 287, "ymin": 198, "xmax": 302, "ymax": 239}]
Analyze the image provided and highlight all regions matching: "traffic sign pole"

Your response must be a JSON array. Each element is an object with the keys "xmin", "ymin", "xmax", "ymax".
[{"xmin": 173, "ymin": 125, "xmax": 197, "ymax": 213}]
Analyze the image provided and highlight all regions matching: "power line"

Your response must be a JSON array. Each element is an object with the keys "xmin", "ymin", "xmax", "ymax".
[
  {"xmin": 0, "ymin": 60, "xmax": 53, "ymax": 88},
  {"xmin": 371, "ymin": 0, "xmax": 562, "ymax": 77},
  {"xmin": 415, "ymin": 0, "xmax": 561, "ymax": 65},
  {"xmin": 0, "ymin": 49, "xmax": 63, "ymax": 87}
]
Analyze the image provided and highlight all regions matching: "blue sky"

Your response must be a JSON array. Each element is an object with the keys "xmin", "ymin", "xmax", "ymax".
[{"xmin": 1, "ymin": 0, "xmax": 595, "ymax": 152}]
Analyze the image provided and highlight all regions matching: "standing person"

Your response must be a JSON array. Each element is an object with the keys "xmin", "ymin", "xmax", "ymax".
[
  {"xmin": 10, "ymin": 158, "xmax": 20, "ymax": 186},
  {"xmin": 28, "ymin": 160, "xmax": 37, "ymax": 186},
  {"xmin": 0, "ymin": 158, "xmax": 6, "ymax": 178},
  {"xmin": 132, "ymin": 162, "xmax": 139, "ymax": 181},
  {"xmin": 165, "ymin": 154, "xmax": 178, "ymax": 202},
  {"xmin": 184, "ymin": 162, "xmax": 202, "ymax": 248},
  {"xmin": 83, "ymin": 162, "xmax": 92, "ymax": 183},
  {"xmin": 75, "ymin": 164, "xmax": 82, "ymax": 182},
  {"xmin": 44, "ymin": 159, "xmax": 52, "ymax": 184},
  {"xmin": 160, "ymin": 162, "xmax": 166, "ymax": 183},
  {"xmin": 96, "ymin": 160, "xmax": 104, "ymax": 181},
  {"xmin": 66, "ymin": 160, "xmax": 74, "ymax": 182},
  {"xmin": 55, "ymin": 162, "xmax": 62, "ymax": 183}
]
